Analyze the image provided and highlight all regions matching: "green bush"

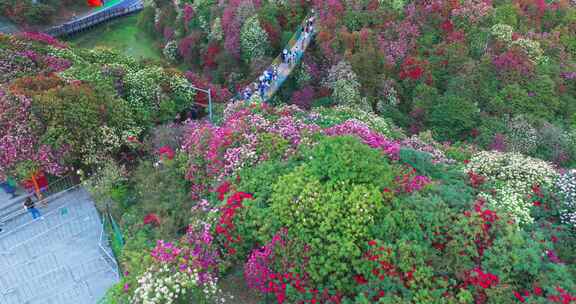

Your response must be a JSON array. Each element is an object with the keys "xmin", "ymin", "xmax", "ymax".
[{"xmin": 428, "ymin": 94, "xmax": 480, "ymax": 142}]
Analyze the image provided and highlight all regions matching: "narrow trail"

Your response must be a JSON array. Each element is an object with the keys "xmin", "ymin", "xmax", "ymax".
[{"xmin": 237, "ymin": 14, "xmax": 317, "ymax": 103}]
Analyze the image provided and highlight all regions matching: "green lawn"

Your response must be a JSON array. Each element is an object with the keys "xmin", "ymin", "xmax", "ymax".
[{"xmin": 65, "ymin": 14, "xmax": 162, "ymax": 61}]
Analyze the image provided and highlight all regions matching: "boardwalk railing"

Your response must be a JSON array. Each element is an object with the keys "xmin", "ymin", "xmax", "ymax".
[{"xmin": 45, "ymin": 0, "xmax": 144, "ymax": 37}]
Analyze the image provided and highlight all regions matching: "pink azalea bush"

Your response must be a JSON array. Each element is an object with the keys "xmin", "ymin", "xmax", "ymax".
[{"xmin": 0, "ymin": 90, "xmax": 67, "ymax": 180}]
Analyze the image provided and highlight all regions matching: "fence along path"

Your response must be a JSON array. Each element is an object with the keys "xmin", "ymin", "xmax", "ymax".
[
  {"xmin": 236, "ymin": 14, "xmax": 317, "ymax": 103},
  {"xmin": 44, "ymin": 0, "xmax": 144, "ymax": 37}
]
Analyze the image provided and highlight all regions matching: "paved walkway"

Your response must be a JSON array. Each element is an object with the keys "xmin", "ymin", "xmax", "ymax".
[
  {"xmin": 238, "ymin": 15, "xmax": 317, "ymax": 103},
  {"xmin": 0, "ymin": 188, "xmax": 118, "ymax": 304}
]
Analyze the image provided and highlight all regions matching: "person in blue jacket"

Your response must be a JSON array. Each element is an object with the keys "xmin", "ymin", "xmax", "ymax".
[{"xmin": 0, "ymin": 177, "xmax": 17, "ymax": 199}]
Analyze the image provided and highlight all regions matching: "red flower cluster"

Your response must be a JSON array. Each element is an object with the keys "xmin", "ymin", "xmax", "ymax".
[
  {"xmin": 158, "ymin": 145, "xmax": 175, "ymax": 160},
  {"xmin": 143, "ymin": 213, "xmax": 161, "ymax": 226},
  {"xmin": 215, "ymin": 191, "xmax": 253, "ymax": 255},
  {"xmin": 360, "ymin": 239, "xmax": 415, "ymax": 300},
  {"xmin": 399, "ymin": 57, "xmax": 427, "ymax": 81},
  {"xmin": 215, "ymin": 181, "xmax": 232, "ymax": 201},
  {"xmin": 513, "ymin": 286, "xmax": 576, "ymax": 303},
  {"xmin": 467, "ymin": 171, "xmax": 486, "ymax": 188},
  {"xmin": 465, "ymin": 268, "xmax": 499, "ymax": 289}
]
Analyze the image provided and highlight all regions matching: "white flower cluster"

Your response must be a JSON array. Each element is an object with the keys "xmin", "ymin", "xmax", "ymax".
[
  {"xmin": 490, "ymin": 24, "xmax": 547, "ymax": 64},
  {"xmin": 466, "ymin": 151, "xmax": 558, "ymax": 188},
  {"xmin": 323, "ymin": 61, "xmax": 362, "ymax": 106},
  {"xmin": 163, "ymin": 40, "xmax": 179, "ymax": 63},
  {"xmin": 506, "ymin": 116, "xmax": 538, "ymax": 154},
  {"xmin": 133, "ymin": 265, "xmax": 196, "ymax": 304},
  {"xmin": 240, "ymin": 15, "xmax": 270, "ymax": 61},
  {"xmin": 209, "ymin": 18, "xmax": 224, "ymax": 41},
  {"xmin": 491, "ymin": 24, "xmax": 514, "ymax": 43},
  {"xmin": 466, "ymin": 151, "xmax": 559, "ymax": 224},
  {"xmin": 479, "ymin": 183, "xmax": 533, "ymax": 225},
  {"xmin": 556, "ymin": 170, "xmax": 576, "ymax": 227},
  {"xmin": 132, "ymin": 264, "xmax": 229, "ymax": 304},
  {"xmin": 511, "ymin": 38, "xmax": 546, "ymax": 64}
]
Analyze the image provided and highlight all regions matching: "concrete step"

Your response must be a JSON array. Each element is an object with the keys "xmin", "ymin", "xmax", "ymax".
[
  {"xmin": 0, "ymin": 215, "xmax": 100, "ymax": 268},
  {"xmin": 0, "ymin": 189, "xmax": 96, "ymax": 245},
  {"xmin": 28, "ymin": 281, "xmax": 93, "ymax": 304},
  {"xmin": 0, "ymin": 253, "xmax": 59, "ymax": 292},
  {"xmin": 2, "ymin": 266, "xmax": 75, "ymax": 303}
]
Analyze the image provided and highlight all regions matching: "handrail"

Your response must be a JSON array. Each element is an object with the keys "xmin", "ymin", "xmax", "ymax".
[
  {"xmin": 0, "ymin": 175, "xmax": 81, "ymax": 231},
  {"xmin": 0, "ymin": 185, "xmax": 82, "ymax": 242},
  {"xmin": 97, "ymin": 220, "xmax": 120, "ymax": 280},
  {"xmin": 44, "ymin": 0, "xmax": 143, "ymax": 37}
]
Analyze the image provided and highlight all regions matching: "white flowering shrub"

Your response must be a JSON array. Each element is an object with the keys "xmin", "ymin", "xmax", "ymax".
[
  {"xmin": 511, "ymin": 38, "xmax": 546, "ymax": 63},
  {"xmin": 310, "ymin": 105, "xmax": 403, "ymax": 139},
  {"xmin": 323, "ymin": 61, "xmax": 362, "ymax": 106},
  {"xmin": 132, "ymin": 265, "xmax": 226, "ymax": 304},
  {"xmin": 163, "ymin": 40, "xmax": 180, "ymax": 62},
  {"xmin": 209, "ymin": 17, "xmax": 224, "ymax": 41},
  {"xmin": 240, "ymin": 16, "xmax": 269, "ymax": 62},
  {"xmin": 556, "ymin": 170, "xmax": 576, "ymax": 227},
  {"xmin": 466, "ymin": 151, "xmax": 559, "ymax": 224},
  {"xmin": 505, "ymin": 115, "xmax": 538, "ymax": 154},
  {"xmin": 491, "ymin": 24, "xmax": 514, "ymax": 43}
]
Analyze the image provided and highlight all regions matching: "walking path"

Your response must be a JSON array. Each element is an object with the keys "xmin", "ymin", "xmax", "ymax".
[
  {"xmin": 237, "ymin": 14, "xmax": 317, "ymax": 103},
  {"xmin": 0, "ymin": 183, "xmax": 118, "ymax": 304}
]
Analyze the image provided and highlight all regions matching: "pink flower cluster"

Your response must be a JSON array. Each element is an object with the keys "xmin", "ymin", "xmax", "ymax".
[
  {"xmin": 17, "ymin": 32, "xmax": 67, "ymax": 49},
  {"xmin": 151, "ymin": 240, "xmax": 182, "ymax": 263},
  {"xmin": 0, "ymin": 90, "xmax": 67, "ymax": 179},
  {"xmin": 324, "ymin": 120, "xmax": 400, "ymax": 160},
  {"xmin": 244, "ymin": 228, "xmax": 288, "ymax": 292},
  {"xmin": 182, "ymin": 103, "xmax": 320, "ymax": 199}
]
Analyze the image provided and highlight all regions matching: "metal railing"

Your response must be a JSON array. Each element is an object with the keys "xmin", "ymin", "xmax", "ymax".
[
  {"xmin": 97, "ymin": 221, "xmax": 120, "ymax": 280},
  {"xmin": 0, "ymin": 175, "xmax": 81, "ymax": 232},
  {"xmin": 45, "ymin": 0, "xmax": 144, "ymax": 37}
]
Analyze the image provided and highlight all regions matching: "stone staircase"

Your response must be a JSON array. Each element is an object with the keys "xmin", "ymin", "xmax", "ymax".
[{"xmin": 0, "ymin": 188, "xmax": 118, "ymax": 304}]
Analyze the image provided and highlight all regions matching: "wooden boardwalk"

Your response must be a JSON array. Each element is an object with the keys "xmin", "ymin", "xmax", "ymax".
[{"xmin": 44, "ymin": 0, "xmax": 144, "ymax": 37}]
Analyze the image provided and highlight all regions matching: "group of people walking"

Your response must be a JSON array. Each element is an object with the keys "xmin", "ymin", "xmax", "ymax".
[
  {"xmin": 241, "ymin": 13, "xmax": 316, "ymax": 102},
  {"xmin": 243, "ymin": 67, "xmax": 280, "ymax": 101}
]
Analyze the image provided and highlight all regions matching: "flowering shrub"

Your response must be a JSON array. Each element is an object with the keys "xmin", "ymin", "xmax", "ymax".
[
  {"xmin": 556, "ymin": 170, "xmax": 576, "ymax": 227},
  {"xmin": 465, "ymin": 151, "xmax": 558, "ymax": 224},
  {"xmin": 310, "ymin": 105, "xmax": 403, "ymax": 139},
  {"xmin": 182, "ymin": 102, "xmax": 320, "ymax": 199},
  {"xmin": 132, "ymin": 264, "xmax": 224, "ymax": 304},
  {"xmin": 240, "ymin": 15, "xmax": 270, "ymax": 62},
  {"xmin": 322, "ymin": 61, "xmax": 362, "ymax": 105},
  {"xmin": 0, "ymin": 90, "xmax": 67, "ymax": 180}
]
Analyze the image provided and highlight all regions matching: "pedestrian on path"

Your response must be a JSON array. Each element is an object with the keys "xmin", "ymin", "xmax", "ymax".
[
  {"xmin": 0, "ymin": 177, "xmax": 17, "ymax": 199},
  {"xmin": 24, "ymin": 197, "xmax": 43, "ymax": 220},
  {"xmin": 282, "ymin": 49, "xmax": 288, "ymax": 64}
]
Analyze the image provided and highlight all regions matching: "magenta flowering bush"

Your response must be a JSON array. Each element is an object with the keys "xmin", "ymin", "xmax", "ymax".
[
  {"xmin": 182, "ymin": 102, "xmax": 320, "ymax": 199},
  {"xmin": 324, "ymin": 119, "xmax": 400, "ymax": 160},
  {"xmin": 16, "ymin": 32, "xmax": 67, "ymax": 49},
  {"xmin": 0, "ymin": 90, "xmax": 67, "ymax": 180},
  {"xmin": 151, "ymin": 240, "xmax": 182, "ymax": 263}
]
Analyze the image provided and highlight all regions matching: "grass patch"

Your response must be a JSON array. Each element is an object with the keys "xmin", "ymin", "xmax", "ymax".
[{"xmin": 65, "ymin": 14, "xmax": 162, "ymax": 61}]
